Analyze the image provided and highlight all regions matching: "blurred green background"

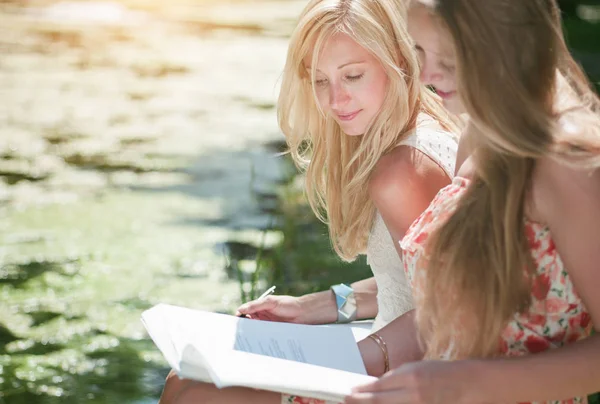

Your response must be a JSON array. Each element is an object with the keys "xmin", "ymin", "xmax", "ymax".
[{"xmin": 0, "ymin": 1, "xmax": 598, "ymax": 403}]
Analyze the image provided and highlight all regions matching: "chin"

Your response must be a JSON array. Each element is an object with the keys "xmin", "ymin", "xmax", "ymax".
[
  {"xmin": 339, "ymin": 124, "xmax": 366, "ymax": 137},
  {"xmin": 344, "ymin": 130, "xmax": 365, "ymax": 137},
  {"xmin": 443, "ymin": 99, "xmax": 465, "ymax": 116}
]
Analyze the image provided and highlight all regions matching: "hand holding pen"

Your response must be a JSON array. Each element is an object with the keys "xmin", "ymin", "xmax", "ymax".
[
  {"xmin": 237, "ymin": 286, "xmax": 276, "ymax": 318},
  {"xmin": 235, "ymin": 287, "xmax": 324, "ymax": 324}
]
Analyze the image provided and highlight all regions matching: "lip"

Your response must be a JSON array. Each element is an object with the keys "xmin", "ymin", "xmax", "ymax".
[
  {"xmin": 435, "ymin": 89, "xmax": 456, "ymax": 100},
  {"xmin": 336, "ymin": 110, "xmax": 362, "ymax": 121}
]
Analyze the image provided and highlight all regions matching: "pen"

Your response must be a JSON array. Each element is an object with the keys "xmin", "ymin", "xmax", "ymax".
[
  {"xmin": 238, "ymin": 286, "xmax": 276, "ymax": 318},
  {"xmin": 258, "ymin": 285, "xmax": 276, "ymax": 300}
]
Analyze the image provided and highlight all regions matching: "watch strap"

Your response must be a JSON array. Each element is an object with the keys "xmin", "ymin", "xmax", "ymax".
[{"xmin": 330, "ymin": 283, "xmax": 357, "ymax": 323}]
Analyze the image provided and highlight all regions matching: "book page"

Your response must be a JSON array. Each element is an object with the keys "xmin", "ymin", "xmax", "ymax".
[
  {"xmin": 143, "ymin": 304, "xmax": 367, "ymax": 373},
  {"xmin": 140, "ymin": 304, "xmax": 183, "ymax": 372},
  {"xmin": 198, "ymin": 346, "xmax": 376, "ymax": 402},
  {"xmin": 142, "ymin": 304, "xmax": 375, "ymax": 399},
  {"xmin": 318, "ymin": 321, "xmax": 373, "ymax": 342},
  {"xmin": 226, "ymin": 315, "xmax": 367, "ymax": 373}
]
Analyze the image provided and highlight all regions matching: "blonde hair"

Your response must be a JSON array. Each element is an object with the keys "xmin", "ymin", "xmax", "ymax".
[
  {"xmin": 278, "ymin": 0, "xmax": 457, "ymax": 261},
  {"xmin": 414, "ymin": 0, "xmax": 600, "ymax": 359}
]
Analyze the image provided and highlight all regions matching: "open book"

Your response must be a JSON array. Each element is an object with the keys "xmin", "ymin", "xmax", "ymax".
[{"xmin": 141, "ymin": 303, "xmax": 377, "ymax": 402}]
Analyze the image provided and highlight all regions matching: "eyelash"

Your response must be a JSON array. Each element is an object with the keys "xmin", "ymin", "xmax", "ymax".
[
  {"xmin": 439, "ymin": 61, "xmax": 455, "ymax": 73},
  {"xmin": 414, "ymin": 45, "xmax": 454, "ymax": 72},
  {"xmin": 346, "ymin": 73, "xmax": 364, "ymax": 82},
  {"xmin": 314, "ymin": 74, "xmax": 364, "ymax": 87}
]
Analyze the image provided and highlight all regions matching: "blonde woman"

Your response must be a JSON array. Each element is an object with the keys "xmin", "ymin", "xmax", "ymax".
[
  {"xmin": 159, "ymin": 0, "xmax": 459, "ymax": 402},
  {"xmin": 347, "ymin": 0, "xmax": 600, "ymax": 403}
]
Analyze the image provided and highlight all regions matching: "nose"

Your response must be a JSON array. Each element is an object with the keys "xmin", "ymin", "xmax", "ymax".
[
  {"xmin": 329, "ymin": 81, "xmax": 351, "ymax": 111},
  {"xmin": 420, "ymin": 62, "xmax": 443, "ymax": 85}
]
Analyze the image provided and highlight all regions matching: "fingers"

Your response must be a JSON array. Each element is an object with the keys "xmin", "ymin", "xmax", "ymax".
[
  {"xmin": 345, "ymin": 389, "xmax": 412, "ymax": 404},
  {"xmin": 236, "ymin": 295, "xmax": 278, "ymax": 316},
  {"xmin": 251, "ymin": 311, "xmax": 279, "ymax": 321}
]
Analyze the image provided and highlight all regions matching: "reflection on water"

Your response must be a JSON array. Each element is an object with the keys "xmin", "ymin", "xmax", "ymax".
[
  {"xmin": 0, "ymin": 0, "xmax": 304, "ymax": 402},
  {"xmin": 28, "ymin": 1, "xmax": 149, "ymax": 25}
]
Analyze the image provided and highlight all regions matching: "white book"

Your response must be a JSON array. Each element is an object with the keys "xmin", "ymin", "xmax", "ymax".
[{"xmin": 141, "ymin": 303, "xmax": 377, "ymax": 402}]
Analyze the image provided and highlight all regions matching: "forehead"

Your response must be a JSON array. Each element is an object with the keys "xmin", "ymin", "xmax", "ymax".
[
  {"xmin": 407, "ymin": 6, "xmax": 451, "ymax": 55},
  {"xmin": 303, "ymin": 32, "xmax": 374, "ymax": 68}
]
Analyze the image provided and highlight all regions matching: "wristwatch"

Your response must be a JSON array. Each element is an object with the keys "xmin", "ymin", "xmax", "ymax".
[{"xmin": 330, "ymin": 283, "xmax": 357, "ymax": 323}]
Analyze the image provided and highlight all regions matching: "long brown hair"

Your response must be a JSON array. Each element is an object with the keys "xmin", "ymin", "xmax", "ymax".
[{"xmin": 414, "ymin": 0, "xmax": 600, "ymax": 359}]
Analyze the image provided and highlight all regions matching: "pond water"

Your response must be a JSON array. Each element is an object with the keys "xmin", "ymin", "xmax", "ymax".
[{"xmin": 0, "ymin": 1, "xmax": 311, "ymax": 402}]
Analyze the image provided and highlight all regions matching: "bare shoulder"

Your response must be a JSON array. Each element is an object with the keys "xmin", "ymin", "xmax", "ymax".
[
  {"xmin": 532, "ymin": 157, "xmax": 600, "ymax": 221},
  {"xmin": 368, "ymin": 145, "xmax": 449, "ymax": 205},
  {"xmin": 367, "ymin": 145, "xmax": 451, "ymax": 239},
  {"xmin": 368, "ymin": 146, "xmax": 418, "ymax": 200}
]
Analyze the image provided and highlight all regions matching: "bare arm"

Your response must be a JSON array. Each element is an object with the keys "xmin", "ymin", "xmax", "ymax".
[
  {"xmin": 359, "ymin": 309, "xmax": 423, "ymax": 376},
  {"xmin": 360, "ymin": 145, "xmax": 451, "ymax": 376},
  {"xmin": 369, "ymin": 145, "xmax": 451, "ymax": 265},
  {"xmin": 237, "ymin": 277, "xmax": 378, "ymax": 324},
  {"xmin": 293, "ymin": 277, "xmax": 378, "ymax": 323},
  {"xmin": 350, "ymin": 277, "xmax": 379, "ymax": 320}
]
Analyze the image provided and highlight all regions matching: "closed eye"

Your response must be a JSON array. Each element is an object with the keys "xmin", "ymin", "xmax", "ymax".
[
  {"xmin": 346, "ymin": 73, "xmax": 364, "ymax": 82},
  {"xmin": 439, "ymin": 59, "xmax": 455, "ymax": 73},
  {"xmin": 314, "ymin": 78, "xmax": 328, "ymax": 87}
]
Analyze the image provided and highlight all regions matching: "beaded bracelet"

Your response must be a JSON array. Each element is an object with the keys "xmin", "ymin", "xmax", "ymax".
[{"xmin": 367, "ymin": 333, "xmax": 389, "ymax": 374}]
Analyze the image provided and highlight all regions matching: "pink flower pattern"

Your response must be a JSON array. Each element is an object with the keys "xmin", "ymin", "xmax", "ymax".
[{"xmin": 401, "ymin": 177, "xmax": 593, "ymax": 404}]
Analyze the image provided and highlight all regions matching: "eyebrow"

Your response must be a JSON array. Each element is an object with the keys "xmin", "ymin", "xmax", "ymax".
[
  {"xmin": 414, "ymin": 43, "xmax": 453, "ymax": 59},
  {"xmin": 305, "ymin": 61, "xmax": 366, "ymax": 71}
]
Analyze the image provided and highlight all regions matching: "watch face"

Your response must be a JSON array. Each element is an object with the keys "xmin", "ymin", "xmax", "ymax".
[
  {"xmin": 335, "ymin": 293, "xmax": 347, "ymax": 308},
  {"xmin": 333, "ymin": 283, "xmax": 352, "ymax": 297}
]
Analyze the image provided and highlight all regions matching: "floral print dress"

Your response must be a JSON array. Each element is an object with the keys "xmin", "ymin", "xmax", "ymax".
[{"xmin": 400, "ymin": 177, "xmax": 594, "ymax": 404}]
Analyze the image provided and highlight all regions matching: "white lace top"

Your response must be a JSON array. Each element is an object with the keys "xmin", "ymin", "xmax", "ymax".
[{"xmin": 367, "ymin": 115, "xmax": 458, "ymax": 331}]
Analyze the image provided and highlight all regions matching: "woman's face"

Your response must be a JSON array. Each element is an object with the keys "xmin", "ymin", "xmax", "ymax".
[
  {"xmin": 408, "ymin": 5, "xmax": 465, "ymax": 115},
  {"xmin": 304, "ymin": 33, "xmax": 389, "ymax": 136}
]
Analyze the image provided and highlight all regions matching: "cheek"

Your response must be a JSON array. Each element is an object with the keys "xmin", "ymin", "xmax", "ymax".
[
  {"xmin": 446, "ymin": 72, "xmax": 457, "ymax": 89},
  {"xmin": 315, "ymin": 89, "xmax": 330, "ymax": 111},
  {"xmin": 363, "ymin": 75, "xmax": 388, "ymax": 110}
]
